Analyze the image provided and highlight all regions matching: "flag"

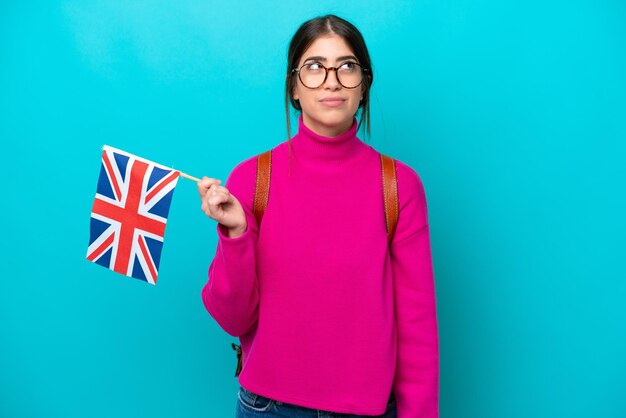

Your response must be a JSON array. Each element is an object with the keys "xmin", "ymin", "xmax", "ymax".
[{"xmin": 86, "ymin": 145, "xmax": 180, "ymax": 285}]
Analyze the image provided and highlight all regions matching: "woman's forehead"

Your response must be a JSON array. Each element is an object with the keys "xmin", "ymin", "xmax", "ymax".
[{"xmin": 300, "ymin": 35, "xmax": 355, "ymax": 62}]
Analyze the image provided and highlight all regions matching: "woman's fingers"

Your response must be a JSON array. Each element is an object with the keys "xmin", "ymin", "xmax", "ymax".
[
  {"xmin": 205, "ymin": 187, "xmax": 232, "ymax": 209},
  {"xmin": 199, "ymin": 181, "xmax": 236, "ymax": 222},
  {"xmin": 196, "ymin": 176, "xmax": 246, "ymax": 230},
  {"xmin": 197, "ymin": 176, "xmax": 222, "ymax": 198}
]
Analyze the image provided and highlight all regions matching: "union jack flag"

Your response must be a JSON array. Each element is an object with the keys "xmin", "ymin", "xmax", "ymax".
[{"xmin": 87, "ymin": 145, "xmax": 180, "ymax": 285}]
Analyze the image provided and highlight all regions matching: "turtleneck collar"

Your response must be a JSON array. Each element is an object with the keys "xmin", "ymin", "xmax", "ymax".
[{"xmin": 289, "ymin": 115, "xmax": 366, "ymax": 167}]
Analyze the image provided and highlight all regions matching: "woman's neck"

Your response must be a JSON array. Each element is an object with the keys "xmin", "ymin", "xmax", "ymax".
[
  {"xmin": 301, "ymin": 113, "xmax": 354, "ymax": 138},
  {"xmin": 288, "ymin": 114, "xmax": 366, "ymax": 167}
]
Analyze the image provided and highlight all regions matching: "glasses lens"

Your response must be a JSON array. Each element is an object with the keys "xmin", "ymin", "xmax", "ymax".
[
  {"xmin": 336, "ymin": 62, "xmax": 363, "ymax": 88},
  {"xmin": 300, "ymin": 63, "xmax": 326, "ymax": 88}
]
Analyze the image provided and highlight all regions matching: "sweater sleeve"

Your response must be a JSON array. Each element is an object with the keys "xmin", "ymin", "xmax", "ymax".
[
  {"xmin": 201, "ymin": 156, "xmax": 260, "ymax": 337},
  {"xmin": 391, "ymin": 161, "xmax": 440, "ymax": 418}
]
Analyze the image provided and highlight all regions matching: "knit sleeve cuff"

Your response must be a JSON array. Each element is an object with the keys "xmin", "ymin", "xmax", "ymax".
[{"xmin": 217, "ymin": 222, "xmax": 250, "ymax": 242}]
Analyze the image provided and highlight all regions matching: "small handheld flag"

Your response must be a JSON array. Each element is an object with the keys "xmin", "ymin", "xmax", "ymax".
[{"xmin": 86, "ymin": 145, "xmax": 184, "ymax": 285}]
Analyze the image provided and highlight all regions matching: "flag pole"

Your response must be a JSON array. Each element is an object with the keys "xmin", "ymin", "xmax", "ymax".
[{"xmin": 180, "ymin": 172, "xmax": 201, "ymax": 182}]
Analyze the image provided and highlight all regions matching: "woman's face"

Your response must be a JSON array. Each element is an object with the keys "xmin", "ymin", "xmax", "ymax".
[{"xmin": 292, "ymin": 34, "xmax": 364, "ymax": 138}]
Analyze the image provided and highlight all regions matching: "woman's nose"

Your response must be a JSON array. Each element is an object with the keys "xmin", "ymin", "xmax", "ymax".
[{"xmin": 323, "ymin": 68, "xmax": 341, "ymax": 89}]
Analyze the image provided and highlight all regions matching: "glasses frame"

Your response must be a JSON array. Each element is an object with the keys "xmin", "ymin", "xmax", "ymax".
[{"xmin": 291, "ymin": 61, "xmax": 369, "ymax": 89}]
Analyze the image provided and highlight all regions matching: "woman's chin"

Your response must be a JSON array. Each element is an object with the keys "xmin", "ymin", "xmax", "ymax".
[{"xmin": 309, "ymin": 113, "xmax": 353, "ymax": 128}]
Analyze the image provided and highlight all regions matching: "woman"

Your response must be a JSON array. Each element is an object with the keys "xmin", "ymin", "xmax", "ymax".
[{"xmin": 198, "ymin": 15, "xmax": 439, "ymax": 418}]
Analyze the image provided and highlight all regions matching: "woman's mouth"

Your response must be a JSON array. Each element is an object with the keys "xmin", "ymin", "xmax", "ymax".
[{"xmin": 319, "ymin": 98, "xmax": 346, "ymax": 107}]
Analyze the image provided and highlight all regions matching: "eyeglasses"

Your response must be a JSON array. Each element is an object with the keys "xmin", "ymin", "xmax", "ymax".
[{"xmin": 291, "ymin": 61, "xmax": 368, "ymax": 89}]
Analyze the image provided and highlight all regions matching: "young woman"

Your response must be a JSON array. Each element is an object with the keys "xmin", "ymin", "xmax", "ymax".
[{"xmin": 198, "ymin": 15, "xmax": 439, "ymax": 418}]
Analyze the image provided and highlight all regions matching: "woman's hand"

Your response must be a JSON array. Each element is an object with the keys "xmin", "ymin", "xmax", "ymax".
[{"xmin": 197, "ymin": 176, "xmax": 247, "ymax": 238}]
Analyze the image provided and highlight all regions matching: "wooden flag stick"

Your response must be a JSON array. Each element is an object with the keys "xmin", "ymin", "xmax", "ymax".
[{"xmin": 180, "ymin": 172, "xmax": 201, "ymax": 182}]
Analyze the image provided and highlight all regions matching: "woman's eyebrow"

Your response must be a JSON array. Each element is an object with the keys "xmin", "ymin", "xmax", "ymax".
[{"xmin": 303, "ymin": 55, "xmax": 358, "ymax": 63}]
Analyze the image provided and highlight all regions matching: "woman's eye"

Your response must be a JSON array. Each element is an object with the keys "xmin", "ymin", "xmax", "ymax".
[
  {"xmin": 307, "ymin": 63, "xmax": 322, "ymax": 70},
  {"xmin": 340, "ymin": 62, "xmax": 357, "ymax": 70}
]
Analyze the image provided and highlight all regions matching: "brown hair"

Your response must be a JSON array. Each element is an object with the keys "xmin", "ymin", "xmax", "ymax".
[{"xmin": 284, "ymin": 15, "xmax": 374, "ymax": 141}]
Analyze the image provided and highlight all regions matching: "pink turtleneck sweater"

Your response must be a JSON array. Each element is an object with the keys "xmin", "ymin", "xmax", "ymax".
[{"xmin": 201, "ymin": 116, "xmax": 439, "ymax": 417}]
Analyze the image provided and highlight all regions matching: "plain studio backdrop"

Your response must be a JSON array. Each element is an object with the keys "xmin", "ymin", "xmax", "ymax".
[{"xmin": 1, "ymin": 1, "xmax": 625, "ymax": 417}]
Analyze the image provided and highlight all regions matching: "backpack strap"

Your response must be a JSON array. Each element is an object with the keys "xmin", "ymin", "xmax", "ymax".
[
  {"xmin": 231, "ymin": 343, "xmax": 242, "ymax": 377},
  {"xmin": 253, "ymin": 149, "xmax": 272, "ymax": 227},
  {"xmin": 380, "ymin": 153, "xmax": 399, "ymax": 247}
]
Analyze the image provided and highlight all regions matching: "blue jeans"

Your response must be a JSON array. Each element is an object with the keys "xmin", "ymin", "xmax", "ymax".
[{"xmin": 236, "ymin": 385, "xmax": 397, "ymax": 418}]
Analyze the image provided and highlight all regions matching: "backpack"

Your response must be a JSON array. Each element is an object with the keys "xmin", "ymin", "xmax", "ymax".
[{"xmin": 231, "ymin": 149, "xmax": 399, "ymax": 377}]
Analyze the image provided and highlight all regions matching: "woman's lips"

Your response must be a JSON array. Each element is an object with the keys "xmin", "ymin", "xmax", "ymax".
[{"xmin": 319, "ymin": 98, "xmax": 346, "ymax": 107}]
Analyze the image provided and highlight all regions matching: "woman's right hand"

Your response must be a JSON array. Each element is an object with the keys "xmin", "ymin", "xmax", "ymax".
[{"xmin": 197, "ymin": 176, "xmax": 247, "ymax": 238}]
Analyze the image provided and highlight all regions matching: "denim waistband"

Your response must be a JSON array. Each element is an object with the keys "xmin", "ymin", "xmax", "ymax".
[{"xmin": 241, "ymin": 386, "xmax": 395, "ymax": 407}]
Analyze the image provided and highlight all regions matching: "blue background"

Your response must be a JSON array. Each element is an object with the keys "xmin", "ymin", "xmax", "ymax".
[{"xmin": 1, "ymin": 1, "xmax": 625, "ymax": 417}]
